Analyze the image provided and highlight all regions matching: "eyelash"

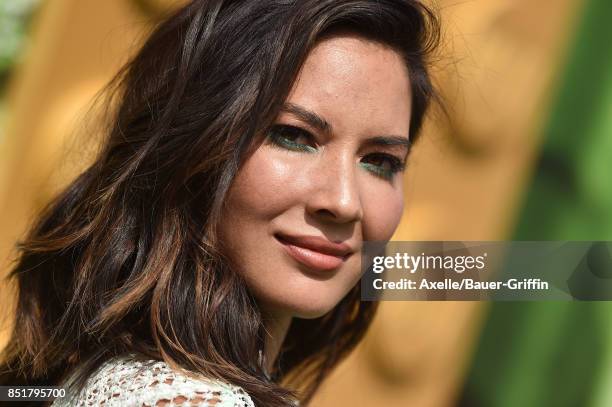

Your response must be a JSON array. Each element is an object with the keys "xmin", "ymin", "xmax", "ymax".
[
  {"xmin": 267, "ymin": 124, "xmax": 317, "ymax": 153},
  {"xmin": 266, "ymin": 124, "xmax": 406, "ymax": 180}
]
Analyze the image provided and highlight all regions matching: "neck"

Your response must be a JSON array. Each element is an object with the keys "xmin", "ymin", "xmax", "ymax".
[{"xmin": 261, "ymin": 309, "xmax": 292, "ymax": 374}]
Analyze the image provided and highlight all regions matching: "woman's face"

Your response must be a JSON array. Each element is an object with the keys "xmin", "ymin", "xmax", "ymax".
[{"xmin": 219, "ymin": 34, "xmax": 412, "ymax": 319}]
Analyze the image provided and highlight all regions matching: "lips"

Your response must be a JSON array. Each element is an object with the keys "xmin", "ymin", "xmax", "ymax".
[{"xmin": 275, "ymin": 233, "xmax": 354, "ymax": 271}]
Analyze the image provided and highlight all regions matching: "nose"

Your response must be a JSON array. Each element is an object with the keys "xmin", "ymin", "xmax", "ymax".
[{"xmin": 305, "ymin": 153, "xmax": 363, "ymax": 224}]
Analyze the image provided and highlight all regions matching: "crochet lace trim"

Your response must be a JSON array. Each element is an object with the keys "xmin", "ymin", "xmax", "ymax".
[{"xmin": 52, "ymin": 355, "xmax": 255, "ymax": 407}]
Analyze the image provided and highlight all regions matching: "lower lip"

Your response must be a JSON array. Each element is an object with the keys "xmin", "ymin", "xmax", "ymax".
[{"xmin": 277, "ymin": 238, "xmax": 346, "ymax": 271}]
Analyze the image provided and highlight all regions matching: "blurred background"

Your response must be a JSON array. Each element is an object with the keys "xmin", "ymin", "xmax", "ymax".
[{"xmin": 1, "ymin": 0, "xmax": 611, "ymax": 406}]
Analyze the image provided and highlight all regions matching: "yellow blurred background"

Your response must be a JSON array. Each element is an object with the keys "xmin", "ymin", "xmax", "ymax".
[{"xmin": 0, "ymin": 0, "xmax": 595, "ymax": 406}]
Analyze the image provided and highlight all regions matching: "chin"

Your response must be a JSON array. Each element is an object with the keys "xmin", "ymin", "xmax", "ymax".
[
  {"xmin": 291, "ymin": 303, "xmax": 338, "ymax": 319},
  {"xmin": 260, "ymin": 288, "xmax": 346, "ymax": 320},
  {"xmin": 287, "ymin": 289, "xmax": 354, "ymax": 319},
  {"xmin": 293, "ymin": 307, "xmax": 334, "ymax": 319},
  {"xmin": 243, "ymin": 252, "xmax": 363, "ymax": 320}
]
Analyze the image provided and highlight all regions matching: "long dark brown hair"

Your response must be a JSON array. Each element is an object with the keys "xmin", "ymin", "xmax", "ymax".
[{"xmin": 0, "ymin": 0, "xmax": 440, "ymax": 405}]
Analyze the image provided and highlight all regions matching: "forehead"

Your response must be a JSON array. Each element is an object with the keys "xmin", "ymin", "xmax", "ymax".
[{"xmin": 286, "ymin": 34, "xmax": 413, "ymax": 138}]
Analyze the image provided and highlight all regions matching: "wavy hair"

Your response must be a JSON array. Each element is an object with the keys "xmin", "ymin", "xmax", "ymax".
[{"xmin": 0, "ymin": 0, "xmax": 440, "ymax": 405}]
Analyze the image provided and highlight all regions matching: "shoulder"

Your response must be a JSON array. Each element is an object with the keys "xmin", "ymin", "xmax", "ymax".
[{"xmin": 53, "ymin": 355, "xmax": 255, "ymax": 407}]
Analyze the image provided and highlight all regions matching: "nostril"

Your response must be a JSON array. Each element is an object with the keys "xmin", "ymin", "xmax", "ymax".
[{"xmin": 316, "ymin": 208, "xmax": 337, "ymax": 218}]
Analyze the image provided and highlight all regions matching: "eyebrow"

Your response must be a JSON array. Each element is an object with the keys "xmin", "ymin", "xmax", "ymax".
[
  {"xmin": 365, "ymin": 135, "xmax": 411, "ymax": 151},
  {"xmin": 281, "ymin": 102, "xmax": 411, "ymax": 152},
  {"xmin": 282, "ymin": 103, "xmax": 332, "ymax": 134}
]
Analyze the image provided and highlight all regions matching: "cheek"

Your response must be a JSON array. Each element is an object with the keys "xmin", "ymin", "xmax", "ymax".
[
  {"xmin": 226, "ymin": 147, "xmax": 296, "ymax": 221},
  {"xmin": 361, "ymin": 183, "xmax": 404, "ymax": 241},
  {"xmin": 218, "ymin": 147, "xmax": 294, "ymax": 276}
]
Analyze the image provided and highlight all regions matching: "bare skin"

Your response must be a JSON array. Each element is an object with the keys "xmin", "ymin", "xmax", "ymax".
[{"xmin": 219, "ymin": 33, "xmax": 413, "ymax": 372}]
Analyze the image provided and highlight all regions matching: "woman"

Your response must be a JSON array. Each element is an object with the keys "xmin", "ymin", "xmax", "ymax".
[{"xmin": 0, "ymin": 0, "xmax": 440, "ymax": 405}]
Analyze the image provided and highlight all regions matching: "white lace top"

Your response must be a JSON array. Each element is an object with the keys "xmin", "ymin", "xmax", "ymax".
[{"xmin": 52, "ymin": 355, "xmax": 255, "ymax": 407}]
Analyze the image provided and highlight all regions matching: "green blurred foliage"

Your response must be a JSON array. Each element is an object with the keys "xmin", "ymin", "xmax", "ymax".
[
  {"xmin": 0, "ymin": 0, "xmax": 39, "ymax": 143},
  {"xmin": 0, "ymin": 0, "xmax": 39, "ymax": 90},
  {"xmin": 463, "ymin": 0, "xmax": 612, "ymax": 406}
]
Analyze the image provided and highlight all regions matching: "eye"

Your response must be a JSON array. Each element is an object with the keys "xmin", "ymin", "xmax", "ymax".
[
  {"xmin": 360, "ymin": 153, "xmax": 406, "ymax": 180},
  {"xmin": 266, "ymin": 124, "xmax": 317, "ymax": 153}
]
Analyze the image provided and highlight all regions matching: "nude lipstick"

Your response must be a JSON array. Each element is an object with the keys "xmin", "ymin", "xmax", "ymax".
[{"xmin": 275, "ymin": 233, "xmax": 353, "ymax": 271}]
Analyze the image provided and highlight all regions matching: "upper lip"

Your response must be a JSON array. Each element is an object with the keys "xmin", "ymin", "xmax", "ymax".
[{"xmin": 275, "ymin": 233, "xmax": 355, "ymax": 257}]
